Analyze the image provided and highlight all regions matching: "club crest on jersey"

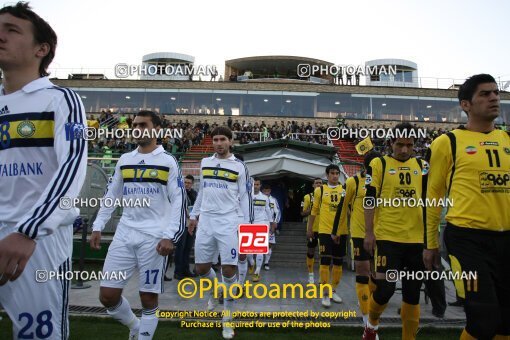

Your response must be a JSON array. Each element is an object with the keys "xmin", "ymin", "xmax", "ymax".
[
  {"xmin": 421, "ymin": 160, "xmax": 430, "ymax": 175},
  {"xmin": 465, "ymin": 146, "xmax": 477, "ymax": 154},
  {"xmin": 413, "ymin": 170, "xmax": 418, "ymax": 175},
  {"xmin": 17, "ymin": 121, "xmax": 36, "ymax": 138},
  {"xmin": 224, "ymin": 172, "xmax": 230, "ymax": 178},
  {"xmin": 149, "ymin": 169, "xmax": 158, "ymax": 178},
  {"xmin": 365, "ymin": 174, "xmax": 372, "ymax": 185},
  {"xmin": 505, "ymin": 147, "xmax": 510, "ymax": 154},
  {"xmin": 388, "ymin": 169, "xmax": 396, "ymax": 175}
]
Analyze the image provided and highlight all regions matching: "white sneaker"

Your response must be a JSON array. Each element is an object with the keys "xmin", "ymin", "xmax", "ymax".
[
  {"xmin": 207, "ymin": 296, "xmax": 218, "ymax": 311},
  {"xmin": 332, "ymin": 291, "xmax": 343, "ymax": 303},
  {"xmin": 321, "ymin": 296, "xmax": 331, "ymax": 308},
  {"xmin": 222, "ymin": 321, "xmax": 235, "ymax": 339},
  {"xmin": 264, "ymin": 264, "xmax": 270, "ymax": 271},
  {"xmin": 308, "ymin": 273, "xmax": 314, "ymax": 284}
]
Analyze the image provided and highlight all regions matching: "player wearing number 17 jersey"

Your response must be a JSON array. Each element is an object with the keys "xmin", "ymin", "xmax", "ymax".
[
  {"xmin": 424, "ymin": 74, "xmax": 510, "ymax": 340},
  {"xmin": 90, "ymin": 111, "xmax": 186, "ymax": 340}
]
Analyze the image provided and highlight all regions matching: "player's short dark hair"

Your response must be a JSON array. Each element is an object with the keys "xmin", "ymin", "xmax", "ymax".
[
  {"xmin": 0, "ymin": 2, "xmax": 57, "ymax": 77},
  {"xmin": 211, "ymin": 126, "xmax": 233, "ymax": 140},
  {"xmin": 363, "ymin": 150, "xmax": 382, "ymax": 170},
  {"xmin": 185, "ymin": 174, "xmax": 194, "ymax": 182},
  {"xmin": 325, "ymin": 164, "xmax": 340, "ymax": 175},
  {"xmin": 135, "ymin": 110, "xmax": 161, "ymax": 127},
  {"xmin": 458, "ymin": 74, "xmax": 497, "ymax": 104},
  {"xmin": 313, "ymin": 177, "xmax": 322, "ymax": 182},
  {"xmin": 391, "ymin": 122, "xmax": 416, "ymax": 142},
  {"xmin": 253, "ymin": 177, "xmax": 261, "ymax": 183},
  {"xmin": 261, "ymin": 183, "xmax": 271, "ymax": 190}
]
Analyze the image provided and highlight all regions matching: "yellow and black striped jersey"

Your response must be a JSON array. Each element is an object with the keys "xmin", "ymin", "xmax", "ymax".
[
  {"xmin": 366, "ymin": 155, "xmax": 424, "ymax": 243},
  {"xmin": 311, "ymin": 184, "xmax": 347, "ymax": 235},
  {"xmin": 333, "ymin": 173, "xmax": 366, "ymax": 238},
  {"xmin": 302, "ymin": 192, "xmax": 320, "ymax": 232},
  {"xmin": 425, "ymin": 128, "xmax": 510, "ymax": 249}
]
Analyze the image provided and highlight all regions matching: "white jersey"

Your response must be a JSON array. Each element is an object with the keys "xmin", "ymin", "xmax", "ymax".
[
  {"xmin": 0, "ymin": 77, "xmax": 87, "ymax": 239},
  {"xmin": 268, "ymin": 195, "xmax": 281, "ymax": 223},
  {"xmin": 253, "ymin": 191, "xmax": 272, "ymax": 224},
  {"xmin": 92, "ymin": 145, "xmax": 186, "ymax": 242},
  {"xmin": 190, "ymin": 153, "xmax": 253, "ymax": 224}
]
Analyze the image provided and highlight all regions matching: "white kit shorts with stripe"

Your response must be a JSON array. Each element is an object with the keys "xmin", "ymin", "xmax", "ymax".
[{"xmin": 194, "ymin": 213, "xmax": 239, "ymax": 266}]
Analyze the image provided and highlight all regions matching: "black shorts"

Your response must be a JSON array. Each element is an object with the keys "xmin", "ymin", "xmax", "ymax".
[
  {"xmin": 351, "ymin": 237, "xmax": 371, "ymax": 261},
  {"xmin": 307, "ymin": 232, "xmax": 319, "ymax": 248},
  {"xmin": 444, "ymin": 223, "xmax": 510, "ymax": 333},
  {"xmin": 375, "ymin": 240, "xmax": 424, "ymax": 274},
  {"xmin": 319, "ymin": 233, "xmax": 347, "ymax": 258}
]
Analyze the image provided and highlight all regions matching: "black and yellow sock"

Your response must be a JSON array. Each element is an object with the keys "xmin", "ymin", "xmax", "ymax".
[
  {"xmin": 368, "ymin": 294, "xmax": 387, "ymax": 326},
  {"xmin": 319, "ymin": 265, "xmax": 330, "ymax": 285},
  {"xmin": 401, "ymin": 302, "xmax": 420, "ymax": 340},
  {"xmin": 306, "ymin": 256, "xmax": 314, "ymax": 274},
  {"xmin": 355, "ymin": 276, "xmax": 370, "ymax": 315},
  {"xmin": 331, "ymin": 265, "xmax": 343, "ymax": 289},
  {"xmin": 460, "ymin": 329, "xmax": 476, "ymax": 340}
]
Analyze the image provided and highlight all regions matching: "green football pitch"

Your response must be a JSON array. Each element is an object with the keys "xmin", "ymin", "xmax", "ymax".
[{"xmin": 0, "ymin": 313, "xmax": 461, "ymax": 339}]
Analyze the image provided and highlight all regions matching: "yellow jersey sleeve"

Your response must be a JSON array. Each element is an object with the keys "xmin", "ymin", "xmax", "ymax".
[
  {"xmin": 365, "ymin": 157, "xmax": 382, "ymax": 198},
  {"xmin": 425, "ymin": 134, "xmax": 451, "ymax": 249},
  {"xmin": 311, "ymin": 186, "xmax": 321, "ymax": 217},
  {"xmin": 333, "ymin": 177, "xmax": 355, "ymax": 236}
]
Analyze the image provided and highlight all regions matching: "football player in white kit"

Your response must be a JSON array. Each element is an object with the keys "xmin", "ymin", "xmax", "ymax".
[
  {"xmin": 188, "ymin": 126, "xmax": 253, "ymax": 340},
  {"xmin": 261, "ymin": 184, "xmax": 280, "ymax": 271},
  {"xmin": 0, "ymin": 3, "xmax": 87, "ymax": 339},
  {"xmin": 251, "ymin": 178, "xmax": 272, "ymax": 282},
  {"xmin": 90, "ymin": 111, "xmax": 186, "ymax": 340}
]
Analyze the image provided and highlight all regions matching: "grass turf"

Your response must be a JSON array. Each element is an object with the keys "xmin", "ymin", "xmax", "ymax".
[{"xmin": 0, "ymin": 313, "xmax": 461, "ymax": 339}]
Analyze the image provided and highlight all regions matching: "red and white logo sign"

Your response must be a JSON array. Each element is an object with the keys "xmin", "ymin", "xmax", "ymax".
[{"xmin": 238, "ymin": 224, "xmax": 269, "ymax": 254}]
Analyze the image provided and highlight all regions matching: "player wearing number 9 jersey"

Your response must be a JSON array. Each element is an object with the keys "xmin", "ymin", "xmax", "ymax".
[
  {"xmin": 362, "ymin": 123, "xmax": 427, "ymax": 340},
  {"xmin": 424, "ymin": 74, "xmax": 510, "ymax": 340},
  {"xmin": 0, "ymin": 3, "xmax": 87, "ymax": 339}
]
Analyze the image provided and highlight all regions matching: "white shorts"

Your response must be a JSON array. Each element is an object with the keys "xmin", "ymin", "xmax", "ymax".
[
  {"xmin": 195, "ymin": 213, "xmax": 239, "ymax": 266},
  {"xmin": 101, "ymin": 226, "xmax": 167, "ymax": 294},
  {"xmin": 0, "ymin": 226, "xmax": 72, "ymax": 340}
]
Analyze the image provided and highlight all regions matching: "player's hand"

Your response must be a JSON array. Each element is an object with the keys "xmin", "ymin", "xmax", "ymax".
[
  {"xmin": 188, "ymin": 219, "xmax": 198, "ymax": 235},
  {"xmin": 90, "ymin": 231, "xmax": 102, "ymax": 250},
  {"xmin": 306, "ymin": 228, "xmax": 314, "ymax": 239},
  {"xmin": 0, "ymin": 233, "xmax": 36, "ymax": 285},
  {"xmin": 157, "ymin": 239, "xmax": 174, "ymax": 256},
  {"xmin": 423, "ymin": 248, "xmax": 440, "ymax": 271},
  {"xmin": 270, "ymin": 223, "xmax": 277, "ymax": 233},
  {"xmin": 331, "ymin": 234, "xmax": 340, "ymax": 244},
  {"xmin": 364, "ymin": 232, "xmax": 376, "ymax": 256}
]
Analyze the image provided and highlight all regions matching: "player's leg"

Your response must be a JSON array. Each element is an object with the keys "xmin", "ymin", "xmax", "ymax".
[
  {"xmin": 318, "ymin": 233, "xmax": 333, "ymax": 308},
  {"xmin": 444, "ymin": 224, "xmax": 501, "ymax": 339},
  {"xmin": 365, "ymin": 241, "xmax": 403, "ymax": 334},
  {"xmin": 136, "ymin": 231, "xmax": 168, "ymax": 340},
  {"xmin": 352, "ymin": 237, "xmax": 371, "ymax": 325},
  {"xmin": 400, "ymin": 244, "xmax": 425, "ymax": 340},
  {"xmin": 253, "ymin": 254, "xmax": 263, "ymax": 281},
  {"xmin": 331, "ymin": 235, "xmax": 347, "ymax": 304},
  {"xmin": 306, "ymin": 232, "xmax": 319, "ymax": 284},
  {"xmin": 100, "ymin": 228, "xmax": 139, "ymax": 337},
  {"xmin": 238, "ymin": 254, "xmax": 248, "ymax": 285},
  {"xmin": 194, "ymin": 215, "xmax": 218, "ymax": 310},
  {"xmin": 264, "ymin": 233, "xmax": 275, "ymax": 270},
  {"xmin": 216, "ymin": 215, "xmax": 240, "ymax": 340}
]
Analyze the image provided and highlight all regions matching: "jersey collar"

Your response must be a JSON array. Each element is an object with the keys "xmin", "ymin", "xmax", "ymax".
[
  {"xmin": 133, "ymin": 145, "xmax": 164, "ymax": 156},
  {"xmin": 0, "ymin": 76, "xmax": 53, "ymax": 95},
  {"xmin": 212, "ymin": 153, "xmax": 235, "ymax": 160}
]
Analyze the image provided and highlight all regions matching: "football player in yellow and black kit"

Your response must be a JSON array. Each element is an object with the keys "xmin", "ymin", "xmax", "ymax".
[
  {"xmin": 302, "ymin": 178, "xmax": 324, "ymax": 284},
  {"xmin": 424, "ymin": 74, "xmax": 510, "ymax": 340},
  {"xmin": 362, "ymin": 122, "xmax": 427, "ymax": 340},
  {"xmin": 307, "ymin": 164, "xmax": 346, "ymax": 308},
  {"xmin": 332, "ymin": 150, "xmax": 381, "ymax": 326}
]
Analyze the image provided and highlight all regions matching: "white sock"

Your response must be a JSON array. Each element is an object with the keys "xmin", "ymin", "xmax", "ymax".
[
  {"xmin": 265, "ymin": 248, "xmax": 273, "ymax": 264},
  {"xmin": 200, "ymin": 268, "xmax": 218, "ymax": 299},
  {"xmin": 255, "ymin": 254, "xmax": 263, "ymax": 275},
  {"xmin": 238, "ymin": 258, "xmax": 248, "ymax": 284},
  {"xmin": 222, "ymin": 274, "xmax": 237, "ymax": 315},
  {"xmin": 247, "ymin": 254, "xmax": 254, "ymax": 267},
  {"xmin": 138, "ymin": 307, "xmax": 159, "ymax": 339},
  {"xmin": 106, "ymin": 296, "xmax": 139, "ymax": 330}
]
